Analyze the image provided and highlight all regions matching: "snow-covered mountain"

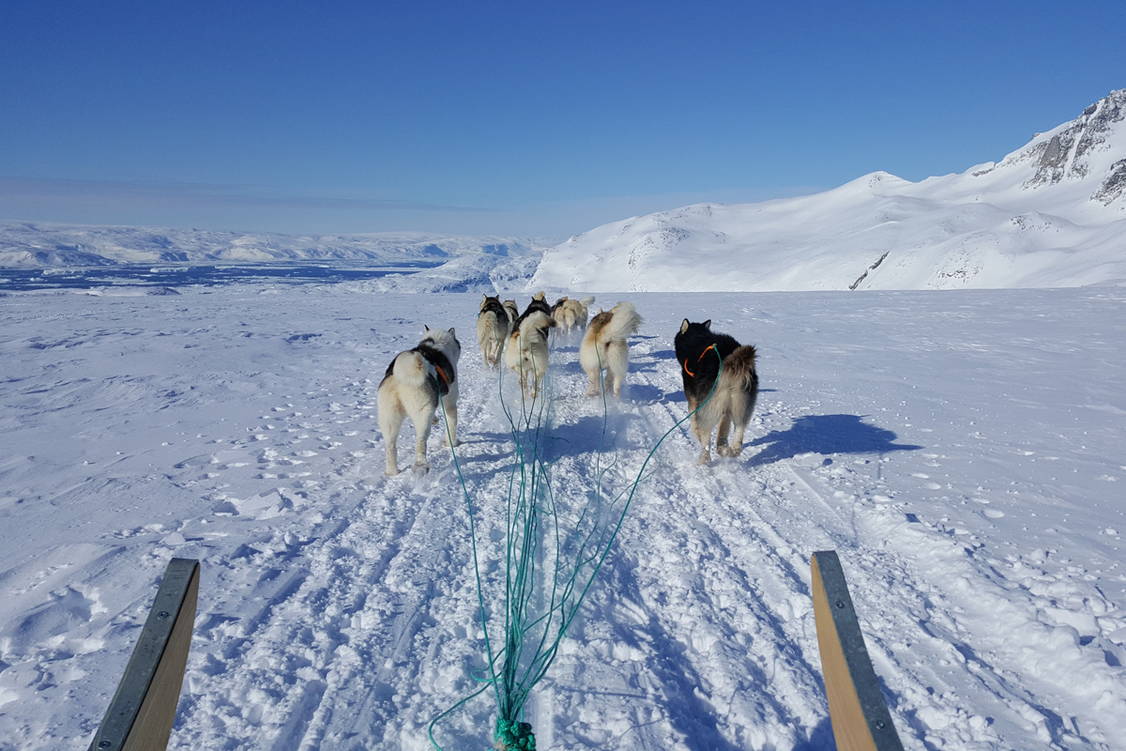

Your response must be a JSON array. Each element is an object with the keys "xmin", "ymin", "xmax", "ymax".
[
  {"xmin": 0, "ymin": 222, "xmax": 538, "ymax": 269},
  {"xmin": 533, "ymin": 89, "xmax": 1126, "ymax": 292}
]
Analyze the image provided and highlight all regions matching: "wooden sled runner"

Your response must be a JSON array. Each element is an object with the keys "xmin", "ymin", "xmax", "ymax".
[
  {"xmin": 87, "ymin": 558, "xmax": 200, "ymax": 751},
  {"xmin": 811, "ymin": 550, "xmax": 904, "ymax": 751},
  {"xmin": 80, "ymin": 551, "xmax": 899, "ymax": 749}
]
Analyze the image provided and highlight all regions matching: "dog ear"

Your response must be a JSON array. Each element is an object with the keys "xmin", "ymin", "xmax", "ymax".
[
  {"xmin": 703, "ymin": 319, "xmax": 711, "ymax": 330},
  {"xmin": 680, "ymin": 319, "xmax": 690, "ymax": 334},
  {"xmin": 448, "ymin": 327, "xmax": 455, "ymax": 336},
  {"xmin": 424, "ymin": 325, "xmax": 430, "ymax": 333}
]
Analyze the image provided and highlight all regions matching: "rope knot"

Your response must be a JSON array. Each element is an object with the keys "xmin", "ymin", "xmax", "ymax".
[{"xmin": 494, "ymin": 718, "xmax": 536, "ymax": 750}]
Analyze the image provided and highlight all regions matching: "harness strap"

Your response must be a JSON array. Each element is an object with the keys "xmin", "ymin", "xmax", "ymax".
[{"xmin": 682, "ymin": 343, "xmax": 718, "ymax": 378}]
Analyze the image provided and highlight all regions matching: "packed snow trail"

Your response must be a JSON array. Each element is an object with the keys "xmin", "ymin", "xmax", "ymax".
[{"xmin": 0, "ymin": 285, "xmax": 1123, "ymax": 749}]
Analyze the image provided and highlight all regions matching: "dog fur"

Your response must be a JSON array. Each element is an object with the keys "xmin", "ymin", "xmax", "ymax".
[
  {"xmin": 518, "ymin": 291, "xmax": 553, "ymax": 322},
  {"xmin": 502, "ymin": 299, "xmax": 519, "ymax": 326},
  {"xmin": 504, "ymin": 309, "xmax": 555, "ymax": 399},
  {"xmin": 674, "ymin": 319, "xmax": 758, "ymax": 464},
  {"xmin": 377, "ymin": 326, "xmax": 461, "ymax": 475},
  {"xmin": 553, "ymin": 295, "xmax": 594, "ymax": 337},
  {"xmin": 476, "ymin": 295, "xmax": 510, "ymax": 368},
  {"xmin": 580, "ymin": 301, "xmax": 642, "ymax": 398}
]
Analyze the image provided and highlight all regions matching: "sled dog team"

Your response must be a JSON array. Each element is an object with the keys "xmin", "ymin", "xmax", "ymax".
[{"xmin": 378, "ymin": 293, "xmax": 759, "ymax": 475}]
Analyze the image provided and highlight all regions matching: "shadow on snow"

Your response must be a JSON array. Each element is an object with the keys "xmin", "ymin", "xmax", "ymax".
[{"xmin": 747, "ymin": 414, "xmax": 922, "ymax": 467}]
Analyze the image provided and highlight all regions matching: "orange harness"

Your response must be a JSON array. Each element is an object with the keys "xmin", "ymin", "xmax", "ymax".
[
  {"xmin": 434, "ymin": 365, "xmax": 451, "ymax": 385},
  {"xmin": 682, "ymin": 343, "xmax": 717, "ymax": 378}
]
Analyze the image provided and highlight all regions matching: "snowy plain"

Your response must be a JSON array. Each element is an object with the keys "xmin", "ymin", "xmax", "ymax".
[{"xmin": 1, "ymin": 276, "xmax": 1124, "ymax": 750}]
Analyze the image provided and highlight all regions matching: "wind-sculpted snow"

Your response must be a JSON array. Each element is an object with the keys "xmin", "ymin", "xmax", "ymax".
[
  {"xmin": 1, "ymin": 284, "xmax": 1124, "ymax": 748},
  {"xmin": 533, "ymin": 90, "xmax": 1126, "ymax": 292}
]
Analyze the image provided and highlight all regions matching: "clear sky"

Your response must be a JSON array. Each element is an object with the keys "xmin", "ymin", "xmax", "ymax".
[{"xmin": 1, "ymin": 0, "xmax": 1124, "ymax": 239}]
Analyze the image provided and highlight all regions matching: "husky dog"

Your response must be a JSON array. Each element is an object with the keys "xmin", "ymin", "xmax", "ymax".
[
  {"xmin": 555, "ymin": 296, "xmax": 594, "ymax": 336},
  {"xmin": 377, "ymin": 326, "xmax": 461, "ymax": 475},
  {"xmin": 504, "ymin": 309, "xmax": 555, "ymax": 399},
  {"xmin": 674, "ymin": 319, "xmax": 758, "ymax": 464},
  {"xmin": 580, "ymin": 302, "xmax": 642, "ymax": 398},
  {"xmin": 476, "ymin": 295, "xmax": 510, "ymax": 368},
  {"xmin": 502, "ymin": 299, "xmax": 519, "ymax": 326},
  {"xmin": 521, "ymin": 291, "xmax": 553, "ymax": 320}
]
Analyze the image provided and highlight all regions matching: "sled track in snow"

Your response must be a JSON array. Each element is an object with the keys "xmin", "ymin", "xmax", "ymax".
[{"xmin": 170, "ymin": 331, "xmax": 1118, "ymax": 749}]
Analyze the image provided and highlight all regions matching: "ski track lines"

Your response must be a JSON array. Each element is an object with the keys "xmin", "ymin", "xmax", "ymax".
[{"xmin": 3, "ymin": 291, "xmax": 1123, "ymax": 750}]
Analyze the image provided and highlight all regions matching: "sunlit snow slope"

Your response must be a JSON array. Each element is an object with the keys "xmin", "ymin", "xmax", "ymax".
[{"xmin": 533, "ymin": 90, "xmax": 1126, "ymax": 292}]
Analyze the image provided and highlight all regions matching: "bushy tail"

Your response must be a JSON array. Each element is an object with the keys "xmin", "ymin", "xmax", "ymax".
[
  {"xmin": 391, "ymin": 351, "xmax": 430, "ymax": 387},
  {"xmin": 718, "ymin": 345, "xmax": 757, "ymax": 392},
  {"xmin": 599, "ymin": 302, "xmax": 642, "ymax": 343}
]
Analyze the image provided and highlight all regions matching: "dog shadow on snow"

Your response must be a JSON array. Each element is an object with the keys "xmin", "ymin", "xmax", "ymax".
[{"xmin": 746, "ymin": 414, "xmax": 922, "ymax": 467}]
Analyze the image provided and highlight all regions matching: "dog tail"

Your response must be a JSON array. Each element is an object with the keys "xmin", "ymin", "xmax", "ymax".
[
  {"xmin": 598, "ymin": 302, "xmax": 642, "ymax": 343},
  {"xmin": 391, "ymin": 350, "xmax": 430, "ymax": 388},
  {"xmin": 719, "ymin": 345, "xmax": 757, "ymax": 392}
]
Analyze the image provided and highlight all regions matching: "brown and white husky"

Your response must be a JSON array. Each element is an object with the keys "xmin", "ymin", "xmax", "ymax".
[{"xmin": 579, "ymin": 301, "xmax": 642, "ymax": 398}]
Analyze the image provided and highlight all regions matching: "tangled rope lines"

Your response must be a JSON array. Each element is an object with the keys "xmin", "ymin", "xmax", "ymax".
[{"xmin": 428, "ymin": 344, "xmax": 722, "ymax": 749}]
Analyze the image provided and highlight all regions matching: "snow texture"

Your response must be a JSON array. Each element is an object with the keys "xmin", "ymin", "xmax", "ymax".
[
  {"xmin": 1, "ymin": 281, "xmax": 1124, "ymax": 750},
  {"xmin": 533, "ymin": 90, "xmax": 1126, "ymax": 293}
]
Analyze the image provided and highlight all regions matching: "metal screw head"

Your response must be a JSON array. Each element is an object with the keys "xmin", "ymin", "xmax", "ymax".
[
  {"xmin": 835, "ymin": 600, "xmax": 845, "ymax": 609},
  {"xmin": 875, "ymin": 720, "xmax": 886, "ymax": 730},
  {"xmin": 98, "ymin": 741, "xmax": 112, "ymax": 749},
  {"xmin": 157, "ymin": 610, "xmax": 170, "ymax": 619}
]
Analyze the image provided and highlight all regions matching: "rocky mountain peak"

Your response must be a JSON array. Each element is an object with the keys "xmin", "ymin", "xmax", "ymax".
[{"xmin": 1023, "ymin": 89, "xmax": 1126, "ymax": 205}]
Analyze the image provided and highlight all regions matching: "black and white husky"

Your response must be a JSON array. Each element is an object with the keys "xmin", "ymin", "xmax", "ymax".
[
  {"xmin": 504, "ymin": 308, "xmax": 555, "ymax": 399},
  {"xmin": 674, "ymin": 319, "xmax": 758, "ymax": 464},
  {"xmin": 377, "ymin": 326, "xmax": 461, "ymax": 475},
  {"xmin": 476, "ymin": 295, "xmax": 510, "ymax": 368}
]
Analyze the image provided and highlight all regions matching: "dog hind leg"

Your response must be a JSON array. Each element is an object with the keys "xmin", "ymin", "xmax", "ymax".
[
  {"xmin": 716, "ymin": 412, "xmax": 732, "ymax": 456},
  {"xmin": 378, "ymin": 397, "xmax": 405, "ymax": 476},
  {"xmin": 410, "ymin": 405, "xmax": 434, "ymax": 472}
]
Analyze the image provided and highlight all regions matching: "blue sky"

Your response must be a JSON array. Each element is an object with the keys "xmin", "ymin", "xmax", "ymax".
[{"xmin": 1, "ymin": 0, "xmax": 1124, "ymax": 239}]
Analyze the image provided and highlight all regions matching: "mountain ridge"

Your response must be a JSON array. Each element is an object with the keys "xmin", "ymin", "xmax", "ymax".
[{"xmin": 531, "ymin": 89, "xmax": 1126, "ymax": 292}]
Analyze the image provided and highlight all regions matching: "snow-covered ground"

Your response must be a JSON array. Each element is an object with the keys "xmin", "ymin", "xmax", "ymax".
[
  {"xmin": 1, "ymin": 281, "xmax": 1124, "ymax": 749},
  {"xmin": 533, "ymin": 90, "xmax": 1126, "ymax": 292}
]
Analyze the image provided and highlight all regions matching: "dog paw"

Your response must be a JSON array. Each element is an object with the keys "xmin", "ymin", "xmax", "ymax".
[
  {"xmin": 385, "ymin": 466, "xmax": 400, "ymax": 477},
  {"xmin": 412, "ymin": 462, "xmax": 430, "ymax": 475},
  {"xmin": 697, "ymin": 452, "xmax": 712, "ymax": 465}
]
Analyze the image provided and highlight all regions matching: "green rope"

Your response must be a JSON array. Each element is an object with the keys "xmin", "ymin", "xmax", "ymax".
[
  {"xmin": 428, "ymin": 333, "xmax": 724, "ymax": 749},
  {"xmin": 495, "ymin": 718, "xmax": 536, "ymax": 750}
]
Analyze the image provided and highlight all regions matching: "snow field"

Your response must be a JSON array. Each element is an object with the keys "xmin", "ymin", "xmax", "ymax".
[{"xmin": 0, "ymin": 285, "xmax": 1124, "ymax": 749}]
